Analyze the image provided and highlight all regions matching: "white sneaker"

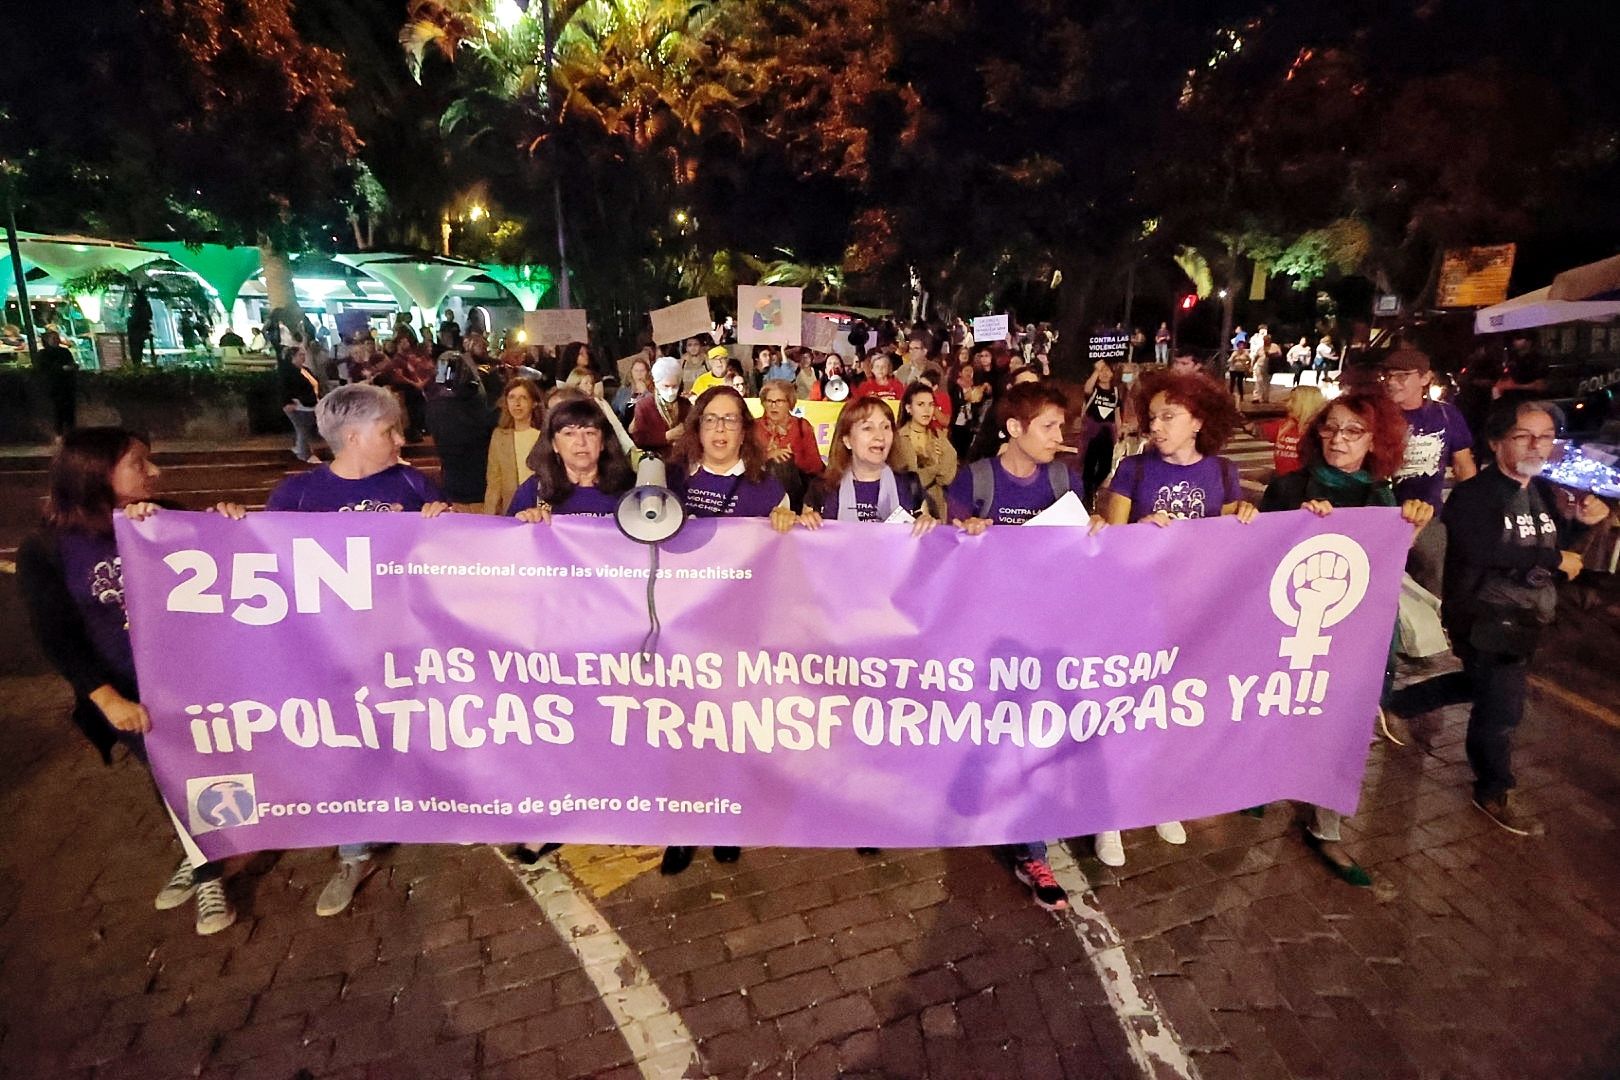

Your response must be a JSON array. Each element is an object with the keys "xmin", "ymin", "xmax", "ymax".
[
  {"xmin": 1155, "ymin": 821, "xmax": 1188, "ymax": 845},
  {"xmin": 193, "ymin": 879, "xmax": 237, "ymax": 936},
  {"xmin": 1095, "ymin": 830, "xmax": 1126, "ymax": 867},
  {"xmin": 316, "ymin": 860, "xmax": 371, "ymax": 917},
  {"xmin": 155, "ymin": 858, "xmax": 197, "ymax": 910}
]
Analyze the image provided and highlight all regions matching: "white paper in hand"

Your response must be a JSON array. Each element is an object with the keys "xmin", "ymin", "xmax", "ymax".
[
  {"xmin": 884, "ymin": 506, "xmax": 916, "ymax": 525},
  {"xmin": 1024, "ymin": 491, "xmax": 1092, "ymax": 527}
]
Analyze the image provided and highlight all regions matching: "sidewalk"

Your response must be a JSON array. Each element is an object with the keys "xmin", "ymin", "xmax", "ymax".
[{"xmin": 1, "ymin": 581, "xmax": 1618, "ymax": 1078}]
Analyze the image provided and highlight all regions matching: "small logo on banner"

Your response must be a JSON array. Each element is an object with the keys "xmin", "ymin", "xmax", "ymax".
[
  {"xmin": 186, "ymin": 774, "xmax": 260, "ymax": 835},
  {"xmin": 1270, "ymin": 535, "xmax": 1370, "ymax": 669}
]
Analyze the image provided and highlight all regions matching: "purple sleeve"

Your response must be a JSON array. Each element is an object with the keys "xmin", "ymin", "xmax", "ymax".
[
  {"xmin": 1446, "ymin": 404, "xmax": 1474, "ymax": 452},
  {"xmin": 264, "ymin": 474, "xmax": 303, "ymax": 512},
  {"xmin": 1222, "ymin": 457, "xmax": 1242, "ymax": 504},
  {"xmin": 944, "ymin": 467, "xmax": 975, "ymax": 522},
  {"xmin": 1063, "ymin": 458, "xmax": 1087, "ymax": 505},
  {"xmin": 1109, "ymin": 455, "xmax": 1140, "ymax": 503},
  {"xmin": 506, "ymin": 476, "xmax": 539, "ymax": 516}
]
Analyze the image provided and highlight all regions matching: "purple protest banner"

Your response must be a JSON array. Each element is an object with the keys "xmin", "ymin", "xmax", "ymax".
[{"xmin": 115, "ymin": 508, "xmax": 1411, "ymax": 860}]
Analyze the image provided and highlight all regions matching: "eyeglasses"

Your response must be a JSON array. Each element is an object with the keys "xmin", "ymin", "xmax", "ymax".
[
  {"xmin": 1380, "ymin": 370, "xmax": 1422, "ymax": 382},
  {"xmin": 1504, "ymin": 432, "xmax": 1557, "ymax": 447},
  {"xmin": 700, "ymin": 414, "xmax": 743, "ymax": 430},
  {"xmin": 1320, "ymin": 424, "xmax": 1371, "ymax": 441},
  {"xmin": 762, "ymin": 396, "xmax": 789, "ymax": 405}
]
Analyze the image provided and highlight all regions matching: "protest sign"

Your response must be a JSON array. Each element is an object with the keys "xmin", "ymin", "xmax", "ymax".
[
  {"xmin": 649, "ymin": 298, "xmax": 713, "ymax": 346},
  {"xmin": 1089, "ymin": 332, "xmax": 1130, "ymax": 364},
  {"xmin": 972, "ymin": 315, "xmax": 1009, "ymax": 344},
  {"xmin": 801, "ymin": 313, "xmax": 839, "ymax": 353},
  {"xmin": 738, "ymin": 286, "xmax": 803, "ymax": 346},
  {"xmin": 117, "ymin": 509, "xmax": 1408, "ymax": 858},
  {"xmin": 522, "ymin": 308, "xmax": 590, "ymax": 347}
]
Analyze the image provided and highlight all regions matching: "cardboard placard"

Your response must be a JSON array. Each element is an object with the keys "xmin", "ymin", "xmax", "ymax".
[
  {"xmin": 649, "ymin": 297, "xmax": 714, "ymax": 346},
  {"xmin": 523, "ymin": 308, "xmax": 590, "ymax": 347},
  {"xmin": 801, "ymin": 313, "xmax": 838, "ymax": 353}
]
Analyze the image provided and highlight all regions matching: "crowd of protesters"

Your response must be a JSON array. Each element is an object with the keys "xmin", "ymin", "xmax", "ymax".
[{"xmin": 19, "ymin": 303, "xmax": 1613, "ymax": 932}]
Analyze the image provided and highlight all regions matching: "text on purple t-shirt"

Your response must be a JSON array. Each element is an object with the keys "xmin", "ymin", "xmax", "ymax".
[
  {"xmin": 943, "ymin": 457, "xmax": 1084, "ymax": 525},
  {"xmin": 1108, "ymin": 452, "xmax": 1239, "ymax": 522},
  {"xmin": 680, "ymin": 467, "xmax": 787, "ymax": 518},
  {"xmin": 1394, "ymin": 401, "xmax": 1473, "ymax": 508},
  {"xmin": 507, "ymin": 476, "xmax": 622, "ymax": 517}
]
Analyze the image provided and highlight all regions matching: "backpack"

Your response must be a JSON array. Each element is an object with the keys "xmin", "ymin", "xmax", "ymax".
[{"xmin": 968, "ymin": 458, "xmax": 1070, "ymax": 519}]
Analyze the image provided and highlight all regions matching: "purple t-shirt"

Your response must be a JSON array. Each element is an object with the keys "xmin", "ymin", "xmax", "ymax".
[
  {"xmin": 944, "ymin": 457, "xmax": 1085, "ymax": 526},
  {"xmin": 1109, "ymin": 452, "xmax": 1240, "ymax": 522},
  {"xmin": 266, "ymin": 463, "xmax": 443, "ymax": 513},
  {"xmin": 59, "ymin": 531, "xmax": 136, "ymax": 685},
  {"xmin": 1394, "ymin": 401, "xmax": 1473, "ymax": 509},
  {"xmin": 680, "ymin": 467, "xmax": 787, "ymax": 518},
  {"xmin": 507, "ymin": 476, "xmax": 622, "ymax": 517},
  {"xmin": 818, "ymin": 474, "xmax": 925, "ymax": 521}
]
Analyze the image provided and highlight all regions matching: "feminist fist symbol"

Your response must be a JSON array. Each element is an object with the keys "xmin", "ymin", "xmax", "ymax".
[{"xmin": 1270, "ymin": 536, "xmax": 1371, "ymax": 669}]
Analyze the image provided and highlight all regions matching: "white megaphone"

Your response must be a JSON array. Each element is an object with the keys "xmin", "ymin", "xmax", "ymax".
[{"xmin": 616, "ymin": 456, "xmax": 685, "ymax": 544}]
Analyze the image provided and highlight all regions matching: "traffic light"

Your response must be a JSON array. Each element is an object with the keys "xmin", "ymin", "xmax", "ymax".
[{"xmin": 1179, "ymin": 294, "xmax": 1197, "ymax": 311}]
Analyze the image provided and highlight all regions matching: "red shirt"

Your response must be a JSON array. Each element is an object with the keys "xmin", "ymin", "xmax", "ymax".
[
  {"xmin": 851, "ymin": 377, "xmax": 905, "ymax": 402},
  {"xmin": 1260, "ymin": 417, "xmax": 1304, "ymax": 475},
  {"xmin": 753, "ymin": 415, "xmax": 825, "ymax": 475}
]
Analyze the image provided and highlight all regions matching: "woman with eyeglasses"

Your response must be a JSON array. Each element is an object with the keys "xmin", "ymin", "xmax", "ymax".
[
  {"xmin": 753, "ymin": 378, "xmax": 824, "ymax": 511},
  {"xmin": 661, "ymin": 386, "xmax": 797, "ymax": 876},
  {"xmin": 1258, "ymin": 390, "xmax": 1432, "ymax": 886},
  {"xmin": 1095, "ymin": 369, "xmax": 1257, "ymax": 867}
]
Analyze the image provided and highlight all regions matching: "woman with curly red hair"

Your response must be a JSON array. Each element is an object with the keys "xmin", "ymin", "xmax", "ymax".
[
  {"xmin": 1093, "ymin": 369, "xmax": 1257, "ymax": 868},
  {"xmin": 1102, "ymin": 369, "xmax": 1257, "ymax": 527},
  {"xmin": 1258, "ymin": 390, "xmax": 1432, "ymax": 887}
]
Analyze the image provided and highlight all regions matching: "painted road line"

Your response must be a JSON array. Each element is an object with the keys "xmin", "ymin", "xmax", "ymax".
[
  {"xmin": 1529, "ymin": 675, "xmax": 1620, "ymax": 730},
  {"xmin": 498, "ymin": 848, "xmax": 708, "ymax": 1080},
  {"xmin": 1047, "ymin": 843, "xmax": 1199, "ymax": 1080}
]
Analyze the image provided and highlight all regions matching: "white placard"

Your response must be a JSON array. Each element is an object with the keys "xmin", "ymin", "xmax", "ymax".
[
  {"xmin": 523, "ymin": 308, "xmax": 590, "ymax": 347},
  {"xmin": 972, "ymin": 314, "xmax": 1009, "ymax": 344},
  {"xmin": 649, "ymin": 297, "xmax": 714, "ymax": 346},
  {"xmin": 737, "ymin": 285, "xmax": 803, "ymax": 346}
]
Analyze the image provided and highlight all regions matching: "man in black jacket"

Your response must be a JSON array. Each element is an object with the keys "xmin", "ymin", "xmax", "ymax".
[
  {"xmin": 35, "ymin": 329, "xmax": 78, "ymax": 437},
  {"xmin": 1390, "ymin": 400, "xmax": 1610, "ymax": 836}
]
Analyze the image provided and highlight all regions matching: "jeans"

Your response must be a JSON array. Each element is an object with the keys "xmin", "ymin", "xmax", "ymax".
[
  {"xmin": 1154, "ymin": 343, "xmax": 1169, "ymax": 363},
  {"xmin": 1390, "ymin": 642, "xmax": 1528, "ymax": 801},
  {"xmin": 338, "ymin": 843, "xmax": 377, "ymax": 863},
  {"xmin": 287, "ymin": 406, "xmax": 318, "ymax": 458},
  {"xmin": 1003, "ymin": 840, "xmax": 1047, "ymax": 863}
]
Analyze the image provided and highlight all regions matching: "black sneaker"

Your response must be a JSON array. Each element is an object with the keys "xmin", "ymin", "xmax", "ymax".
[
  {"xmin": 512, "ymin": 843, "xmax": 561, "ymax": 865},
  {"xmin": 660, "ymin": 846, "xmax": 695, "ymax": 875},
  {"xmin": 1014, "ymin": 858, "xmax": 1070, "ymax": 911},
  {"xmin": 1473, "ymin": 794, "xmax": 1546, "ymax": 837}
]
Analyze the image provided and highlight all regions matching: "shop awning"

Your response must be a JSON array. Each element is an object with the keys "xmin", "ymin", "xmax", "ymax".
[{"xmin": 1549, "ymin": 252, "xmax": 1620, "ymax": 302}]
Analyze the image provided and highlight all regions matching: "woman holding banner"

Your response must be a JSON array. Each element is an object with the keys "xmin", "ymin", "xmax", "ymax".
[
  {"xmin": 1095, "ymin": 369, "xmax": 1258, "ymax": 868},
  {"xmin": 661, "ymin": 387, "xmax": 797, "ymax": 876},
  {"xmin": 265, "ymin": 384, "xmax": 450, "ymax": 916},
  {"xmin": 507, "ymin": 396, "xmax": 636, "ymax": 520},
  {"xmin": 944, "ymin": 382, "xmax": 1102, "ymax": 911},
  {"xmin": 1259, "ymin": 390, "xmax": 1431, "ymax": 886},
  {"xmin": 800, "ymin": 396, "xmax": 936, "ymax": 533},
  {"xmin": 18, "ymin": 428, "xmax": 245, "ymax": 935}
]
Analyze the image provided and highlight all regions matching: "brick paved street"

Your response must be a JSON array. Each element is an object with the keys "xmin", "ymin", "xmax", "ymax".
[{"xmin": 3, "ymin": 572, "xmax": 1619, "ymax": 1079}]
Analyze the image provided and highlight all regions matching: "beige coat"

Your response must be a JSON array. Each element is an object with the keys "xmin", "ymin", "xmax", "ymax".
[
  {"xmin": 483, "ymin": 427, "xmax": 524, "ymax": 515},
  {"xmin": 893, "ymin": 423, "xmax": 959, "ymax": 519}
]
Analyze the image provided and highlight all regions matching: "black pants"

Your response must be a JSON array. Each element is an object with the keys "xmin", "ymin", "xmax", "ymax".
[
  {"xmin": 48, "ymin": 379, "xmax": 76, "ymax": 435},
  {"xmin": 1081, "ymin": 427, "xmax": 1114, "ymax": 507},
  {"xmin": 1389, "ymin": 642, "xmax": 1528, "ymax": 802}
]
